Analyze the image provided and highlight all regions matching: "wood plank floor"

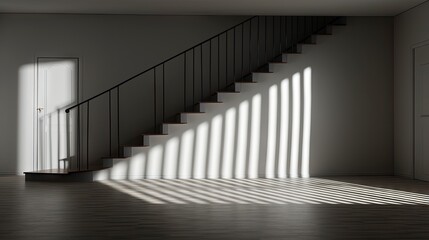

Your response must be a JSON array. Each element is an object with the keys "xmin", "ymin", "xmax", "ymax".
[{"xmin": 1, "ymin": 176, "xmax": 429, "ymax": 239}]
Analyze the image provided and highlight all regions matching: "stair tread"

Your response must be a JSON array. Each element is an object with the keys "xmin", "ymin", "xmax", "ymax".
[
  {"xmin": 121, "ymin": 144, "xmax": 150, "ymax": 147},
  {"xmin": 24, "ymin": 169, "xmax": 69, "ymax": 175},
  {"xmin": 236, "ymin": 81, "xmax": 257, "ymax": 83},
  {"xmin": 181, "ymin": 112, "xmax": 206, "ymax": 114},
  {"xmin": 24, "ymin": 167, "xmax": 106, "ymax": 174},
  {"xmin": 101, "ymin": 156, "xmax": 129, "ymax": 159}
]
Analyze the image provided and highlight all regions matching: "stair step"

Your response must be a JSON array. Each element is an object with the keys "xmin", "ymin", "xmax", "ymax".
[
  {"xmin": 121, "ymin": 144, "xmax": 149, "ymax": 148},
  {"xmin": 198, "ymin": 101, "xmax": 224, "ymax": 113},
  {"xmin": 200, "ymin": 100, "xmax": 223, "ymax": 103},
  {"xmin": 162, "ymin": 122, "xmax": 187, "ymax": 134},
  {"xmin": 141, "ymin": 133, "xmax": 169, "ymax": 146},
  {"xmin": 180, "ymin": 112, "xmax": 206, "ymax": 123},
  {"xmin": 235, "ymin": 80, "xmax": 256, "ymax": 83},
  {"xmin": 282, "ymin": 52, "xmax": 302, "ymax": 63},
  {"xmin": 24, "ymin": 169, "xmax": 69, "ymax": 175},
  {"xmin": 24, "ymin": 169, "xmax": 96, "ymax": 182},
  {"xmin": 234, "ymin": 81, "xmax": 260, "ymax": 93},
  {"xmin": 217, "ymin": 91, "xmax": 240, "ymax": 102},
  {"xmin": 217, "ymin": 91, "xmax": 240, "ymax": 93}
]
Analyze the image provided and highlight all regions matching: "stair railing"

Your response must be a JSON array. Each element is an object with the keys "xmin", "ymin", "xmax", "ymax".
[{"xmin": 65, "ymin": 16, "xmax": 340, "ymax": 171}]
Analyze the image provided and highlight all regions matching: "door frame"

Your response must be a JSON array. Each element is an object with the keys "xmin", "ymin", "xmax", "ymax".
[
  {"xmin": 33, "ymin": 56, "xmax": 82, "ymax": 171},
  {"xmin": 413, "ymin": 41, "xmax": 429, "ymax": 180}
]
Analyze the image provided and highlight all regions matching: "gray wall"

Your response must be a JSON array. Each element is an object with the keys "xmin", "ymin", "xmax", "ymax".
[
  {"xmin": 394, "ymin": 2, "xmax": 429, "ymax": 178},
  {"xmin": 308, "ymin": 17, "xmax": 393, "ymax": 176},
  {"xmin": 0, "ymin": 14, "xmax": 246, "ymax": 174}
]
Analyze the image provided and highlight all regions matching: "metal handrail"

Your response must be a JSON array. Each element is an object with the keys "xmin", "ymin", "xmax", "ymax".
[{"xmin": 65, "ymin": 16, "xmax": 256, "ymax": 113}]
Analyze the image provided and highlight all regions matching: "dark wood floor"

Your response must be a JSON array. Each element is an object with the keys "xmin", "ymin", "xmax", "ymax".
[{"xmin": 1, "ymin": 176, "xmax": 429, "ymax": 239}]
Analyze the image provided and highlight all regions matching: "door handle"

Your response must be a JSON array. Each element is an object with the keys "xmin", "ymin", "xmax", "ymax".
[{"xmin": 37, "ymin": 107, "xmax": 44, "ymax": 112}]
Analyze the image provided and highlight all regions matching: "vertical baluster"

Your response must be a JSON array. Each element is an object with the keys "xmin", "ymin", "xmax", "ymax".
[
  {"xmin": 162, "ymin": 64, "xmax": 165, "ymax": 121},
  {"xmin": 184, "ymin": 53, "xmax": 187, "ymax": 111},
  {"xmin": 226, "ymin": 31, "xmax": 228, "ymax": 87},
  {"xmin": 264, "ymin": 16, "xmax": 268, "ymax": 62},
  {"xmin": 272, "ymin": 16, "xmax": 275, "ymax": 59},
  {"xmin": 77, "ymin": 105, "xmax": 81, "ymax": 170},
  {"xmin": 249, "ymin": 20, "xmax": 252, "ymax": 76},
  {"xmin": 193, "ymin": 48, "xmax": 196, "ymax": 110},
  {"xmin": 218, "ymin": 36, "xmax": 220, "ymax": 92},
  {"xmin": 285, "ymin": 17, "xmax": 289, "ymax": 51},
  {"xmin": 279, "ymin": 16, "xmax": 282, "ymax": 55},
  {"xmin": 241, "ymin": 24, "xmax": 244, "ymax": 81},
  {"xmin": 303, "ymin": 16, "xmax": 306, "ymax": 39},
  {"xmin": 86, "ymin": 101, "xmax": 90, "ymax": 170},
  {"xmin": 201, "ymin": 45, "xmax": 203, "ymax": 101},
  {"xmin": 233, "ymin": 27, "xmax": 236, "ymax": 82},
  {"xmin": 117, "ymin": 88, "xmax": 120, "ymax": 157},
  {"xmin": 209, "ymin": 40, "xmax": 212, "ymax": 96},
  {"xmin": 109, "ymin": 90, "xmax": 112, "ymax": 156},
  {"xmin": 281, "ymin": 16, "xmax": 284, "ymax": 52},
  {"xmin": 66, "ymin": 110, "xmax": 70, "ymax": 171},
  {"xmin": 257, "ymin": 16, "xmax": 260, "ymax": 69},
  {"xmin": 153, "ymin": 68, "xmax": 157, "ymax": 131},
  {"xmin": 293, "ymin": 16, "xmax": 296, "ymax": 50}
]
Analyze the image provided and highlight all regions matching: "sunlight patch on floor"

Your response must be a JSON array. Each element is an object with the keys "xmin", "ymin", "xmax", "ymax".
[{"xmin": 101, "ymin": 178, "xmax": 429, "ymax": 205}]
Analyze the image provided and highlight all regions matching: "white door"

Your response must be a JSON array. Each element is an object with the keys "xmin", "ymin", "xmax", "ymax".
[
  {"xmin": 36, "ymin": 58, "xmax": 78, "ymax": 171},
  {"xmin": 415, "ymin": 45, "xmax": 429, "ymax": 181}
]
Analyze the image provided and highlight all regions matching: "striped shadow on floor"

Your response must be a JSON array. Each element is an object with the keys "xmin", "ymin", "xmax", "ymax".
[{"xmin": 100, "ymin": 178, "xmax": 429, "ymax": 205}]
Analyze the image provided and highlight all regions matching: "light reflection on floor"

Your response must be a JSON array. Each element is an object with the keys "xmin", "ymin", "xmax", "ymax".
[{"xmin": 101, "ymin": 178, "xmax": 429, "ymax": 205}]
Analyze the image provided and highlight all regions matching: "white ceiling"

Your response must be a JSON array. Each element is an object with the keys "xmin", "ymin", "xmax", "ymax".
[{"xmin": 0, "ymin": 0, "xmax": 426, "ymax": 16}]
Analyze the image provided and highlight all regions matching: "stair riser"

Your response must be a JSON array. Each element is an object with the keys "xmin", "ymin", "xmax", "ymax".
[
  {"xmin": 198, "ymin": 102, "xmax": 223, "ymax": 113},
  {"xmin": 180, "ymin": 113, "xmax": 205, "ymax": 123},
  {"xmin": 162, "ymin": 124, "xmax": 184, "ymax": 134},
  {"xmin": 251, "ymin": 73, "xmax": 275, "ymax": 83},
  {"xmin": 123, "ymin": 147, "xmax": 133, "ymax": 158},
  {"xmin": 143, "ymin": 135, "xmax": 169, "ymax": 146},
  {"xmin": 216, "ymin": 92, "xmax": 239, "ymax": 102},
  {"xmin": 234, "ymin": 82, "xmax": 260, "ymax": 92}
]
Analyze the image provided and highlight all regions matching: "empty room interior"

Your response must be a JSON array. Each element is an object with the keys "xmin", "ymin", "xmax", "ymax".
[{"xmin": 1, "ymin": 0, "xmax": 429, "ymax": 239}]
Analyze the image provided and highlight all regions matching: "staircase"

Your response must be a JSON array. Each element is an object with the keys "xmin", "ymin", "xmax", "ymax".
[{"xmin": 25, "ymin": 16, "xmax": 346, "ymax": 181}]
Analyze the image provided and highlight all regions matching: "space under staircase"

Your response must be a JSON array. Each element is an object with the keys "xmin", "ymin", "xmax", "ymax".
[{"xmin": 25, "ymin": 16, "xmax": 346, "ymax": 181}]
